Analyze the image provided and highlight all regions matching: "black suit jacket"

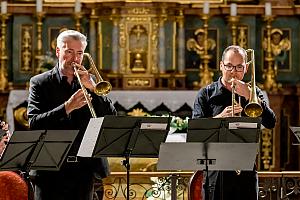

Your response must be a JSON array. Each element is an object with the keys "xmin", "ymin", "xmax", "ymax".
[{"xmin": 27, "ymin": 64, "xmax": 117, "ymax": 178}]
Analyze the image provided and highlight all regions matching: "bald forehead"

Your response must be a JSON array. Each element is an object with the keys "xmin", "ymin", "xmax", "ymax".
[{"xmin": 223, "ymin": 48, "xmax": 246, "ymax": 63}]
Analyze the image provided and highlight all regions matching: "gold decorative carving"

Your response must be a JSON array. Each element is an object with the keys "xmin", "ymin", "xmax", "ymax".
[
  {"xmin": 262, "ymin": 28, "xmax": 291, "ymax": 68},
  {"xmin": 118, "ymin": 9, "xmax": 159, "ymax": 76},
  {"xmin": 0, "ymin": 14, "xmax": 9, "ymax": 91},
  {"xmin": 127, "ymin": 8, "xmax": 150, "ymax": 15},
  {"xmin": 237, "ymin": 26, "xmax": 248, "ymax": 48},
  {"xmin": 227, "ymin": 16, "xmax": 240, "ymax": 45},
  {"xmin": 126, "ymin": 78, "xmax": 151, "ymax": 87},
  {"xmin": 186, "ymin": 28, "xmax": 216, "ymax": 57},
  {"xmin": 21, "ymin": 26, "xmax": 33, "ymax": 72},
  {"xmin": 127, "ymin": 108, "xmax": 148, "ymax": 116},
  {"xmin": 74, "ymin": 12, "xmax": 83, "ymax": 32},
  {"xmin": 151, "ymin": 21, "xmax": 159, "ymax": 74},
  {"xmin": 119, "ymin": 23, "xmax": 126, "ymax": 73},
  {"xmin": 35, "ymin": 12, "xmax": 45, "ymax": 74},
  {"xmin": 261, "ymin": 128, "xmax": 273, "ymax": 170},
  {"xmin": 129, "ymin": 24, "xmax": 147, "ymax": 73},
  {"xmin": 132, "ymin": 52, "xmax": 145, "ymax": 72},
  {"xmin": 262, "ymin": 16, "xmax": 282, "ymax": 93},
  {"xmin": 186, "ymin": 14, "xmax": 215, "ymax": 87}
]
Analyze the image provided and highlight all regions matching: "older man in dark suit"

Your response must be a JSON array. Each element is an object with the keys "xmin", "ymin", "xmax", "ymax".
[{"xmin": 27, "ymin": 30, "xmax": 116, "ymax": 200}]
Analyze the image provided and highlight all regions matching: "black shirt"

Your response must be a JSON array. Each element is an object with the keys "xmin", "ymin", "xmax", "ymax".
[{"xmin": 192, "ymin": 77, "xmax": 276, "ymax": 129}]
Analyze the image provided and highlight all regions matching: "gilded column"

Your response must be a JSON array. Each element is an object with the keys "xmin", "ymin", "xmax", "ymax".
[
  {"xmin": 199, "ymin": 14, "xmax": 213, "ymax": 87},
  {"xmin": 0, "ymin": 13, "xmax": 9, "ymax": 91},
  {"xmin": 74, "ymin": 13, "xmax": 82, "ymax": 32},
  {"xmin": 177, "ymin": 9, "xmax": 185, "ymax": 74},
  {"xmin": 158, "ymin": 7, "xmax": 167, "ymax": 73},
  {"xmin": 263, "ymin": 15, "xmax": 281, "ymax": 92},
  {"xmin": 97, "ymin": 20, "xmax": 103, "ymax": 70},
  {"xmin": 89, "ymin": 9, "xmax": 97, "ymax": 63},
  {"xmin": 35, "ymin": 12, "xmax": 45, "ymax": 74},
  {"xmin": 227, "ymin": 16, "xmax": 240, "ymax": 45},
  {"xmin": 110, "ymin": 8, "xmax": 119, "ymax": 73}
]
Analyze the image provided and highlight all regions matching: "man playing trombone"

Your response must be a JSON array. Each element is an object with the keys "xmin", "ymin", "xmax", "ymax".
[
  {"xmin": 27, "ymin": 30, "xmax": 117, "ymax": 200},
  {"xmin": 192, "ymin": 45, "xmax": 276, "ymax": 200}
]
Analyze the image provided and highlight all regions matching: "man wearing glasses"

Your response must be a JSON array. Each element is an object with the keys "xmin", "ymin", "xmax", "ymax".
[{"xmin": 192, "ymin": 45, "xmax": 276, "ymax": 200}]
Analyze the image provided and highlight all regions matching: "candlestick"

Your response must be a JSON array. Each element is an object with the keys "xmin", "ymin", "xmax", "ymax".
[
  {"xmin": 203, "ymin": 1, "xmax": 210, "ymax": 15},
  {"xmin": 265, "ymin": 2, "xmax": 272, "ymax": 16},
  {"xmin": 1, "ymin": 1, "xmax": 7, "ymax": 15},
  {"xmin": 75, "ymin": 0, "xmax": 81, "ymax": 13},
  {"xmin": 230, "ymin": 3, "xmax": 237, "ymax": 16},
  {"xmin": 36, "ymin": 0, "xmax": 43, "ymax": 13}
]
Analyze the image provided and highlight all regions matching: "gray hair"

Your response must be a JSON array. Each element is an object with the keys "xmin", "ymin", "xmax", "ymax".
[
  {"xmin": 221, "ymin": 45, "xmax": 247, "ymax": 63},
  {"xmin": 56, "ymin": 30, "xmax": 87, "ymax": 49}
]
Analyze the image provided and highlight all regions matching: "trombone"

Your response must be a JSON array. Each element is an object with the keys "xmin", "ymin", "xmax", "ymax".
[
  {"xmin": 232, "ymin": 49, "xmax": 262, "ymax": 118},
  {"xmin": 72, "ymin": 53, "xmax": 112, "ymax": 118},
  {"xmin": 244, "ymin": 49, "xmax": 263, "ymax": 117}
]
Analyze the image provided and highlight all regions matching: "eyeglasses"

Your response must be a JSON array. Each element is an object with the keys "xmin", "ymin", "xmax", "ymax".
[{"xmin": 223, "ymin": 63, "xmax": 245, "ymax": 72}]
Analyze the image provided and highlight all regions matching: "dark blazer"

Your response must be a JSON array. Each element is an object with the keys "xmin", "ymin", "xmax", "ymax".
[{"xmin": 27, "ymin": 64, "xmax": 117, "ymax": 178}]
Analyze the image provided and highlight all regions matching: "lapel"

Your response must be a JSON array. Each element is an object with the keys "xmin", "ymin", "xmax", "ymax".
[{"xmin": 47, "ymin": 64, "xmax": 73, "ymax": 104}]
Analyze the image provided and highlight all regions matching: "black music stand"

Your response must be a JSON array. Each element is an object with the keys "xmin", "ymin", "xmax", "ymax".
[
  {"xmin": 0, "ymin": 129, "xmax": 78, "ymax": 198},
  {"xmin": 289, "ymin": 126, "xmax": 300, "ymax": 145},
  {"xmin": 174, "ymin": 117, "xmax": 260, "ymax": 200},
  {"xmin": 77, "ymin": 115, "xmax": 170, "ymax": 200},
  {"xmin": 187, "ymin": 117, "xmax": 261, "ymax": 143}
]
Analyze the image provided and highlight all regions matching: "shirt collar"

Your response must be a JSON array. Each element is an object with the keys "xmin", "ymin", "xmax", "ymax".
[{"xmin": 217, "ymin": 77, "xmax": 225, "ymax": 90}]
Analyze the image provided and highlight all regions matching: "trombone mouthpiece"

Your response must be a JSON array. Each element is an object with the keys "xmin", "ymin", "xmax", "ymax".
[{"xmin": 71, "ymin": 62, "xmax": 77, "ymax": 68}]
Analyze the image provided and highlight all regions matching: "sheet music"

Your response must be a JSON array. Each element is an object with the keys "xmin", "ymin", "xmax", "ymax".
[
  {"xmin": 140, "ymin": 123, "xmax": 168, "ymax": 130},
  {"xmin": 165, "ymin": 133, "xmax": 186, "ymax": 143},
  {"xmin": 77, "ymin": 117, "xmax": 104, "ymax": 157},
  {"xmin": 229, "ymin": 122, "xmax": 257, "ymax": 129}
]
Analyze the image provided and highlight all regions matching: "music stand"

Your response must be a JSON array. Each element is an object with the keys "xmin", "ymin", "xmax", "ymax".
[
  {"xmin": 159, "ymin": 117, "xmax": 260, "ymax": 200},
  {"xmin": 187, "ymin": 117, "xmax": 261, "ymax": 143},
  {"xmin": 157, "ymin": 142, "xmax": 258, "ymax": 171},
  {"xmin": 77, "ymin": 115, "xmax": 170, "ymax": 200},
  {"xmin": 289, "ymin": 127, "xmax": 300, "ymax": 145},
  {"xmin": 0, "ymin": 129, "xmax": 78, "ymax": 197}
]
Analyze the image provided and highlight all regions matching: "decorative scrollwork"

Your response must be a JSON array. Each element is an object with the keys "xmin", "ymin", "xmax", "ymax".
[{"xmin": 103, "ymin": 175, "xmax": 189, "ymax": 199}]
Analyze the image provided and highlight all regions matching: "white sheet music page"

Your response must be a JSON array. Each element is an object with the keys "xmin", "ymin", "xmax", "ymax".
[
  {"xmin": 229, "ymin": 122, "xmax": 257, "ymax": 129},
  {"xmin": 77, "ymin": 117, "xmax": 104, "ymax": 157}
]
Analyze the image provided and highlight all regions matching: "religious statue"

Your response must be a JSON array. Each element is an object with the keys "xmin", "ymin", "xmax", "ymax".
[
  {"xmin": 263, "ymin": 28, "xmax": 291, "ymax": 69},
  {"xmin": 186, "ymin": 28, "xmax": 216, "ymax": 58}
]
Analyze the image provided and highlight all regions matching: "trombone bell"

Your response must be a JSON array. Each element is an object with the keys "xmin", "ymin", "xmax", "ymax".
[
  {"xmin": 244, "ymin": 103, "xmax": 263, "ymax": 118},
  {"xmin": 244, "ymin": 49, "xmax": 263, "ymax": 118},
  {"xmin": 84, "ymin": 53, "xmax": 112, "ymax": 96},
  {"xmin": 95, "ymin": 81, "xmax": 112, "ymax": 96}
]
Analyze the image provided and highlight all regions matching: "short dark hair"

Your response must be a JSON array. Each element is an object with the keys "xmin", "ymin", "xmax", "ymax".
[{"xmin": 221, "ymin": 45, "xmax": 247, "ymax": 63}]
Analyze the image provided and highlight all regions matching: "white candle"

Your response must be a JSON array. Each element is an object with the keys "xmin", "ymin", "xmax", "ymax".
[
  {"xmin": 230, "ymin": 3, "xmax": 237, "ymax": 16},
  {"xmin": 36, "ymin": 0, "xmax": 43, "ymax": 12},
  {"xmin": 265, "ymin": 2, "xmax": 272, "ymax": 16},
  {"xmin": 75, "ymin": 0, "xmax": 81, "ymax": 13},
  {"xmin": 203, "ymin": 1, "xmax": 210, "ymax": 15},
  {"xmin": 1, "ymin": 1, "xmax": 7, "ymax": 14}
]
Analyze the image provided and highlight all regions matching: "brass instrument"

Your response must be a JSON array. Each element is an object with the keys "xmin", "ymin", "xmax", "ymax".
[
  {"xmin": 231, "ymin": 81, "xmax": 240, "ymax": 117},
  {"xmin": 244, "ymin": 49, "xmax": 263, "ymax": 117},
  {"xmin": 83, "ymin": 53, "xmax": 112, "ymax": 96},
  {"xmin": 72, "ymin": 53, "xmax": 112, "ymax": 118}
]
